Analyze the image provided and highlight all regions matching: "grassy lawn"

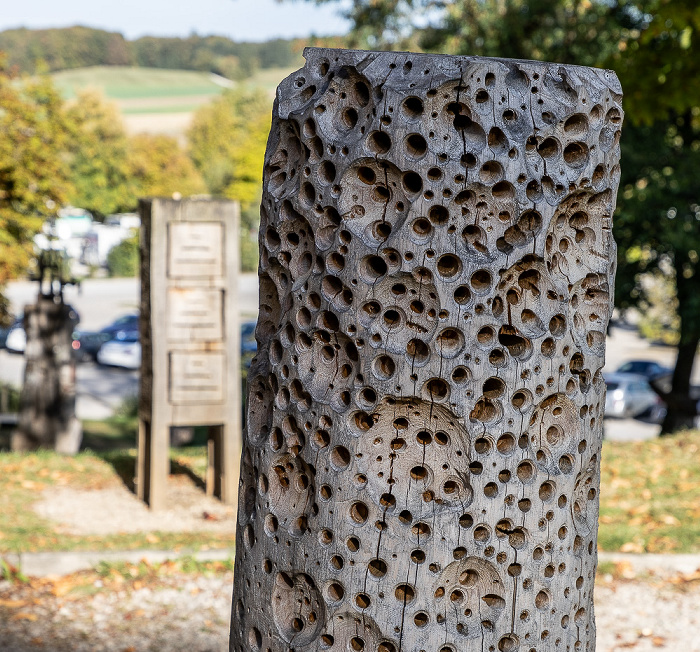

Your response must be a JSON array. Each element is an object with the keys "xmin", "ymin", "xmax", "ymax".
[
  {"xmin": 0, "ymin": 412, "xmax": 233, "ymax": 555},
  {"xmin": 599, "ymin": 430, "xmax": 700, "ymax": 554},
  {"xmin": 1, "ymin": 419, "xmax": 699, "ymax": 555}
]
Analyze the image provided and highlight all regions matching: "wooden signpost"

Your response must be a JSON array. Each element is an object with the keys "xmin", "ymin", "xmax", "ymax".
[{"xmin": 138, "ymin": 198, "xmax": 241, "ymax": 510}]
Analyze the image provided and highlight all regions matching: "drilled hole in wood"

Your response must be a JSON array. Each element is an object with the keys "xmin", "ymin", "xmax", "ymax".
[{"xmin": 405, "ymin": 133, "xmax": 427, "ymax": 158}]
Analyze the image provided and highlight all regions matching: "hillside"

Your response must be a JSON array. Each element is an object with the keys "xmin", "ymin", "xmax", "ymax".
[
  {"xmin": 51, "ymin": 65, "xmax": 297, "ymax": 137},
  {"xmin": 52, "ymin": 66, "xmax": 227, "ymax": 103}
]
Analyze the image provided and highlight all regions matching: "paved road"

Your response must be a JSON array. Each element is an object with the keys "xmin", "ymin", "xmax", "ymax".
[
  {"xmin": 1, "ymin": 275, "xmax": 260, "ymax": 420},
  {"xmin": 2, "ymin": 277, "xmax": 697, "ymax": 433}
]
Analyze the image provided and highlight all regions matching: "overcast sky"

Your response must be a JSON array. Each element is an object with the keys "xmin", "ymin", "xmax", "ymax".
[{"xmin": 0, "ymin": 0, "xmax": 350, "ymax": 42}]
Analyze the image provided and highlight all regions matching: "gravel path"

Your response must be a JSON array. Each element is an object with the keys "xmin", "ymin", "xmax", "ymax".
[
  {"xmin": 2, "ymin": 568, "xmax": 700, "ymax": 651},
  {"xmin": 32, "ymin": 485, "xmax": 237, "ymax": 535}
]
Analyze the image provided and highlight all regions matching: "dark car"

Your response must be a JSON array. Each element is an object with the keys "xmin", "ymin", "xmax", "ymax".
[
  {"xmin": 73, "ymin": 312, "xmax": 139, "ymax": 361},
  {"xmin": 241, "ymin": 320, "xmax": 257, "ymax": 369},
  {"xmin": 615, "ymin": 359, "xmax": 671, "ymax": 380}
]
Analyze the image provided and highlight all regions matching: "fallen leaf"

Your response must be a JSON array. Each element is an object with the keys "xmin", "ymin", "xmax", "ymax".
[
  {"xmin": 0, "ymin": 599, "xmax": 27, "ymax": 608},
  {"xmin": 145, "ymin": 533, "xmax": 160, "ymax": 544},
  {"xmin": 620, "ymin": 541, "xmax": 644, "ymax": 553},
  {"xmin": 652, "ymin": 636, "xmax": 667, "ymax": 647},
  {"xmin": 12, "ymin": 612, "xmax": 38, "ymax": 621},
  {"xmin": 659, "ymin": 514, "xmax": 680, "ymax": 526},
  {"xmin": 614, "ymin": 561, "xmax": 636, "ymax": 579}
]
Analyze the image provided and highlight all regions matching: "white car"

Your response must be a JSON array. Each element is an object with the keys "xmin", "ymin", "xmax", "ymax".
[
  {"xmin": 96, "ymin": 330, "xmax": 141, "ymax": 369},
  {"xmin": 604, "ymin": 372, "xmax": 663, "ymax": 420},
  {"xmin": 5, "ymin": 325, "xmax": 27, "ymax": 353}
]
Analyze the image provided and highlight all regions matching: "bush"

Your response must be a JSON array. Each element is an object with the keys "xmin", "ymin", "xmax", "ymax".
[
  {"xmin": 0, "ymin": 382, "xmax": 20, "ymax": 412},
  {"xmin": 106, "ymin": 233, "xmax": 139, "ymax": 277}
]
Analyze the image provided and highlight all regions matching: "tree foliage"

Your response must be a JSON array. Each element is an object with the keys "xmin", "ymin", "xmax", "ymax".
[
  {"xmin": 106, "ymin": 232, "xmax": 139, "ymax": 278},
  {"xmin": 0, "ymin": 26, "xmax": 301, "ymax": 80},
  {"xmin": 0, "ymin": 26, "xmax": 132, "ymax": 74},
  {"xmin": 128, "ymin": 134, "xmax": 206, "ymax": 199},
  {"xmin": 188, "ymin": 89, "xmax": 271, "ymax": 203},
  {"xmin": 0, "ymin": 63, "xmax": 71, "ymax": 306},
  {"xmin": 64, "ymin": 90, "xmax": 136, "ymax": 219},
  {"xmin": 188, "ymin": 89, "xmax": 271, "ymax": 271}
]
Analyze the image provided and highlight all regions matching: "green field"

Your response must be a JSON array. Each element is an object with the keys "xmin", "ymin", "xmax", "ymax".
[
  {"xmin": 51, "ymin": 64, "xmax": 297, "ymax": 102},
  {"xmin": 52, "ymin": 66, "xmax": 227, "ymax": 100},
  {"xmin": 50, "ymin": 65, "xmax": 297, "ymax": 135}
]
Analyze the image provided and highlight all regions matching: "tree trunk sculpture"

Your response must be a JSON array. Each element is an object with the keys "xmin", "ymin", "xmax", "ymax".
[
  {"xmin": 13, "ymin": 295, "xmax": 81, "ymax": 454},
  {"xmin": 231, "ymin": 48, "xmax": 623, "ymax": 652}
]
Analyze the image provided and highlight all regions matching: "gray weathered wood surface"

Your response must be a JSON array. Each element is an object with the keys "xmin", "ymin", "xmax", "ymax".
[
  {"xmin": 231, "ymin": 47, "xmax": 623, "ymax": 652},
  {"xmin": 138, "ymin": 198, "xmax": 241, "ymax": 509}
]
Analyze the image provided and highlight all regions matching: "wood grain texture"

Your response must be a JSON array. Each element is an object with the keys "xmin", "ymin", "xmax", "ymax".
[
  {"xmin": 231, "ymin": 47, "xmax": 623, "ymax": 652},
  {"xmin": 138, "ymin": 198, "xmax": 241, "ymax": 509}
]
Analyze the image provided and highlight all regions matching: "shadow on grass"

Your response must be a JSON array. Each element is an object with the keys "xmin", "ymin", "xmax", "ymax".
[
  {"xmin": 170, "ymin": 458, "xmax": 206, "ymax": 492},
  {"xmin": 2, "ymin": 414, "xmax": 211, "ymax": 499},
  {"xmin": 99, "ymin": 449, "xmax": 138, "ymax": 492}
]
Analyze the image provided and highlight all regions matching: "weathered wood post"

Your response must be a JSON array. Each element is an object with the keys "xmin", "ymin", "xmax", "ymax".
[
  {"xmin": 138, "ymin": 198, "xmax": 241, "ymax": 510},
  {"xmin": 231, "ymin": 48, "xmax": 622, "ymax": 652}
]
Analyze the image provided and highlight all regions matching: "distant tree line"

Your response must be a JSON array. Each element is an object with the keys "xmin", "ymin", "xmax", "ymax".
[{"xmin": 0, "ymin": 26, "xmax": 302, "ymax": 80}]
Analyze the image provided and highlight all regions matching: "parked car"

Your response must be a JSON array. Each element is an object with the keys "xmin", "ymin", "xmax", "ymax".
[
  {"xmin": 3, "ymin": 318, "xmax": 25, "ymax": 353},
  {"xmin": 96, "ymin": 329, "xmax": 141, "ymax": 369},
  {"xmin": 5, "ymin": 307, "xmax": 79, "ymax": 354},
  {"xmin": 0, "ymin": 316, "xmax": 21, "ymax": 349},
  {"xmin": 94, "ymin": 320, "xmax": 257, "ymax": 371},
  {"xmin": 604, "ymin": 372, "xmax": 665, "ymax": 420},
  {"xmin": 73, "ymin": 312, "xmax": 139, "ymax": 361},
  {"xmin": 241, "ymin": 320, "xmax": 257, "ymax": 370},
  {"xmin": 615, "ymin": 359, "xmax": 671, "ymax": 380}
]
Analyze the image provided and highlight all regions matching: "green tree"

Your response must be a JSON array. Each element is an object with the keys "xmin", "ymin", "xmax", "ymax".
[
  {"xmin": 608, "ymin": 0, "xmax": 700, "ymax": 432},
  {"xmin": 65, "ymin": 90, "xmax": 136, "ymax": 218},
  {"xmin": 188, "ymin": 89, "xmax": 271, "ymax": 271},
  {"xmin": 106, "ymin": 231, "xmax": 139, "ymax": 277},
  {"xmin": 0, "ymin": 26, "xmax": 133, "ymax": 73},
  {"xmin": 614, "ymin": 114, "xmax": 700, "ymax": 432},
  {"xmin": 127, "ymin": 133, "xmax": 206, "ymax": 199},
  {"xmin": 0, "ymin": 63, "xmax": 72, "ymax": 322},
  {"xmin": 188, "ymin": 88, "xmax": 270, "ymax": 201}
]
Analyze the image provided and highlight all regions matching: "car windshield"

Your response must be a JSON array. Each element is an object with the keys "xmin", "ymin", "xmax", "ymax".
[
  {"xmin": 619, "ymin": 362, "xmax": 651, "ymax": 374},
  {"xmin": 605, "ymin": 382, "xmax": 619, "ymax": 391},
  {"xmin": 241, "ymin": 323, "xmax": 256, "ymax": 340},
  {"xmin": 112, "ymin": 315, "xmax": 138, "ymax": 327}
]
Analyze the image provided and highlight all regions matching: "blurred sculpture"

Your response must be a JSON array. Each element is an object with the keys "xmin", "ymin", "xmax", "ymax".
[{"xmin": 13, "ymin": 248, "xmax": 82, "ymax": 454}]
